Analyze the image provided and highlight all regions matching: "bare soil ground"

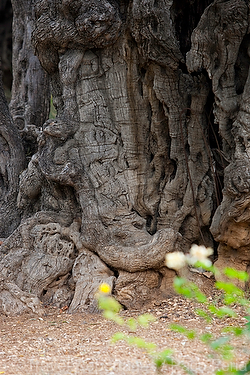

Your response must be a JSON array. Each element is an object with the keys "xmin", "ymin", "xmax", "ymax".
[{"xmin": 0, "ymin": 293, "xmax": 249, "ymax": 375}]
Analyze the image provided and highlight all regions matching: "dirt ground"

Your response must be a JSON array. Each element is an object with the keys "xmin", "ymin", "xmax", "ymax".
[{"xmin": 0, "ymin": 291, "xmax": 249, "ymax": 375}]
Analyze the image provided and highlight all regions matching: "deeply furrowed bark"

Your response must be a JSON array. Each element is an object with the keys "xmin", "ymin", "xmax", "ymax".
[
  {"xmin": 9, "ymin": 0, "xmax": 50, "ymax": 159},
  {"xmin": 1, "ymin": 0, "xmax": 250, "ymax": 315},
  {"xmin": 187, "ymin": 0, "xmax": 250, "ymax": 285},
  {"xmin": 0, "ymin": 0, "xmax": 12, "ymax": 97},
  {"xmin": 0, "ymin": 64, "xmax": 25, "ymax": 237}
]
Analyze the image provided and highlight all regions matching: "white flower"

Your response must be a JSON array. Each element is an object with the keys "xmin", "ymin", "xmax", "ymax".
[
  {"xmin": 165, "ymin": 251, "xmax": 187, "ymax": 270},
  {"xmin": 188, "ymin": 244, "xmax": 213, "ymax": 267}
]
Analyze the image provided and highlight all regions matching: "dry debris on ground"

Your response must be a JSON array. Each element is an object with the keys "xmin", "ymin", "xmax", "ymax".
[{"xmin": 0, "ymin": 291, "xmax": 249, "ymax": 375}]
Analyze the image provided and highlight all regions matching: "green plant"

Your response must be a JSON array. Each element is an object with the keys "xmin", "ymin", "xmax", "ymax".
[{"xmin": 97, "ymin": 246, "xmax": 250, "ymax": 374}]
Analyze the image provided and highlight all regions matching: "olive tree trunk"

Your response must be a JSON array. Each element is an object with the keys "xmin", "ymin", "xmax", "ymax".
[{"xmin": 0, "ymin": 0, "xmax": 249, "ymax": 315}]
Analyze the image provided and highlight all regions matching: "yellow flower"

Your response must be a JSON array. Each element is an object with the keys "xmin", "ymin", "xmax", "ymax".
[
  {"xmin": 165, "ymin": 251, "xmax": 187, "ymax": 270},
  {"xmin": 99, "ymin": 283, "xmax": 111, "ymax": 294}
]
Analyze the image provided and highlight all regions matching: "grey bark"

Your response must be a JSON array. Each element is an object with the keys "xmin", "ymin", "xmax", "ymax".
[
  {"xmin": 1, "ymin": 0, "xmax": 250, "ymax": 315},
  {"xmin": 0, "ymin": 64, "xmax": 25, "ymax": 237},
  {"xmin": 187, "ymin": 0, "xmax": 250, "ymax": 286},
  {"xmin": 0, "ymin": 0, "xmax": 12, "ymax": 97},
  {"xmin": 9, "ymin": 0, "xmax": 50, "ymax": 159}
]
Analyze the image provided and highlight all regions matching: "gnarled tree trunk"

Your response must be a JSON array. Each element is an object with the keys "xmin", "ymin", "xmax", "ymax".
[
  {"xmin": 0, "ymin": 0, "xmax": 250, "ymax": 315},
  {"xmin": 188, "ymin": 0, "xmax": 250, "ymax": 288}
]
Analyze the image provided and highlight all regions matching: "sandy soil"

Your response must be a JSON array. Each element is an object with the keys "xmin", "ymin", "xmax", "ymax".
[{"xmin": 0, "ymin": 292, "xmax": 249, "ymax": 375}]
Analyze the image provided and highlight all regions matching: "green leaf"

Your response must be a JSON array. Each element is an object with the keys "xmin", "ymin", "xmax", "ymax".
[
  {"xmin": 236, "ymin": 360, "xmax": 250, "ymax": 374},
  {"xmin": 220, "ymin": 344, "xmax": 234, "ymax": 360},
  {"xmin": 200, "ymin": 332, "xmax": 213, "ymax": 343},
  {"xmin": 111, "ymin": 332, "xmax": 126, "ymax": 343},
  {"xmin": 153, "ymin": 349, "xmax": 175, "ymax": 369},
  {"xmin": 215, "ymin": 282, "xmax": 244, "ymax": 297},
  {"xmin": 216, "ymin": 369, "xmax": 225, "ymax": 374},
  {"xmin": 195, "ymin": 308, "xmax": 212, "ymax": 322},
  {"xmin": 245, "ymin": 316, "xmax": 250, "ymax": 333},
  {"xmin": 127, "ymin": 318, "xmax": 137, "ymax": 331},
  {"xmin": 173, "ymin": 277, "xmax": 207, "ymax": 303},
  {"xmin": 98, "ymin": 295, "xmax": 122, "ymax": 313},
  {"xmin": 192, "ymin": 261, "xmax": 216, "ymax": 273},
  {"xmin": 112, "ymin": 333, "xmax": 156, "ymax": 353},
  {"xmin": 219, "ymin": 306, "xmax": 237, "ymax": 318},
  {"xmin": 170, "ymin": 324, "xmax": 196, "ymax": 339},
  {"xmin": 210, "ymin": 336, "xmax": 230, "ymax": 350},
  {"xmin": 208, "ymin": 305, "xmax": 236, "ymax": 318},
  {"xmin": 223, "ymin": 268, "xmax": 249, "ymax": 282},
  {"xmin": 222, "ymin": 326, "xmax": 244, "ymax": 336},
  {"xmin": 137, "ymin": 314, "xmax": 156, "ymax": 327},
  {"xmin": 224, "ymin": 294, "xmax": 237, "ymax": 305},
  {"xmin": 174, "ymin": 277, "xmax": 189, "ymax": 291},
  {"xmin": 239, "ymin": 299, "xmax": 250, "ymax": 307},
  {"xmin": 103, "ymin": 310, "xmax": 124, "ymax": 325},
  {"xmin": 174, "ymin": 277, "xmax": 192, "ymax": 291},
  {"xmin": 126, "ymin": 336, "xmax": 157, "ymax": 352},
  {"xmin": 128, "ymin": 336, "xmax": 146, "ymax": 348},
  {"xmin": 153, "ymin": 346, "xmax": 195, "ymax": 375},
  {"xmin": 216, "ymin": 369, "xmax": 238, "ymax": 375},
  {"xmin": 210, "ymin": 336, "xmax": 234, "ymax": 360},
  {"xmin": 179, "ymin": 363, "xmax": 197, "ymax": 375}
]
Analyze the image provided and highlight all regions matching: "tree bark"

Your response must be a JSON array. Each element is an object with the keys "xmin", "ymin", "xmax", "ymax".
[
  {"xmin": 1, "ymin": 0, "xmax": 250, "ymax": 315},
  {"xmin": 9, "ymin": 0, "xmax": 50, "ymax": 159},
  {"xmin": 0, "ymin": 63, "xmax": 25, "ymax": 238},
  {"xmin": 187, "ymin": 0, "xmax": 250, "ymax": 285},
  {"xmin": 0, "ymin": 0, "xmax": 12, "ymax": 99}
]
